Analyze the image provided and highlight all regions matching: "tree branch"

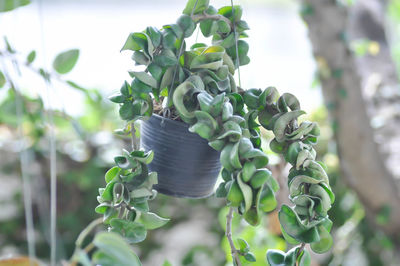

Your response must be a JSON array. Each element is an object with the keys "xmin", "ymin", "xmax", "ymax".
[{"xmin": 301, "ymin": 0, "xmax": 400, "ymax": 236}]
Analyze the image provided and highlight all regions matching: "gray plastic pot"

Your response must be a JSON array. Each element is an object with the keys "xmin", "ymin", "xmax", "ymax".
[{"xmin": 140, "ymin": 114, "xmax": 221, "ymax": 198}]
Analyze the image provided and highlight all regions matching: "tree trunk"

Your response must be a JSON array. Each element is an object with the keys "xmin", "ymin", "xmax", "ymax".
[{"xmin": 300, "ymin": 0, "xmax": 400, "ymax": 237}]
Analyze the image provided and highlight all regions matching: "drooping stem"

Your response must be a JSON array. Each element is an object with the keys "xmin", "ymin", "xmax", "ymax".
[
  {"xmin": 191, "ymin": 13, "xmax": 233, "ymax": 29},
  {"xmin": 226, "ymin": 207, "xmax": 242, "ymax": 266},
  {"xmin": 296, "ymin": 242, "xmax": 306, "ymax": 263},
  {"xmin": 131, "ymin": 123, "xmax": 140, "ymax": 151},
  {"xmin": 69, "ymin": 218, "xmax": 103, "ymax": 265},
  {"xmin": 74, "ymin": 218, "xmax": 103, "ymax": 248}
]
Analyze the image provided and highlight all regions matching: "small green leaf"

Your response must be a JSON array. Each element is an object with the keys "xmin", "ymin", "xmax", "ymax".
[
  {"xmin": 110, "ymin": 218, "xmax": 147, "ymax": 244},
  {"xmin": 182, "ymin": 0, "xmax": 209, "ymax": 15},
  {"xmin": 266, "ymin": 250, "xmax": 285, "ymax": 266},
  {"xmin": 163, "ymin": 260, "xmax": 173, "ymax": 266},
  {"xmin": 105, "ymin": 166, "xmax": 121, "ymax": 183},
  {"xmin": 310, "ymin": 226, "xmax": 333, "ymax": 253},
  {"xmin": 237, "ymin": 173, "xmax": 253, "ymax": 212},
  {"xmin": 237, "ymin": 238, "xmax": 250, "ymax": 253},
  {"xmin": 139, "ymin": 212, "xmax": 169, "ymax": 230},
  {"xmin": 119, "ymin": 102, "xmax": 135, "ymax": 121},
  {"xmin": 27, "ymin": 50, "xmax": 36, "ymax": 64},
  {"xmin": 0, "ymin": 0, "xmax": 30, "ymax": 12},
  {"xmin": 52, "ymin": 49, "xmax": 79, "ymax": 74},
  {"xmin": 109, "ymin": 93, "xmax": 126, "ymax": 103},
  {"xmin": 244, "ymin": 252, "xmax": 256, "ymax": 262},
  {"xmin": 93, "ymin": 232, "xmax": 142, "ymax": 266},
  {"xmin": 0, "ymin": 71, "xmax": 6, "ymax": 88},
  {"xmin": 129, "ymin": 71, "xmax": 157, "ymax": 88},
  {"xmin": 298, "ymin": 249, "xmax": 311, "ymax": 266}
]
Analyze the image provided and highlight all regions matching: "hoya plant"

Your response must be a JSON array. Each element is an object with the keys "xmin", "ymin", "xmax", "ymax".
[{"xmin": 80, "ymin": 0, "xmax": 334, "ymax": 265}]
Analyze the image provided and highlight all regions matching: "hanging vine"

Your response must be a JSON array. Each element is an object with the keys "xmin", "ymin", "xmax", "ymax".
[{"xmin": 94, "ymin": 0, "xmax": 334, "ymax": 265}]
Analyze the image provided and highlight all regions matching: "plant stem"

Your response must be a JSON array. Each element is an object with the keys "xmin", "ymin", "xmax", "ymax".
[
  {"xmin": 226, "ymin": 207, "xmax": 242, "ymax": 266},
  {"xmin": 75, "ymin": 218, "xmax": 103, "ymax": 248},
  {"xmin": 191, "ymin": 13, "xmax": 233, "ymax": 29},
  {"xmin": 296, "ymin": 242, "xmax": 306, "ymax": 265},
  {"xmin": 130, "ymin": 123, "xmax": 140, "ymax": 150}
]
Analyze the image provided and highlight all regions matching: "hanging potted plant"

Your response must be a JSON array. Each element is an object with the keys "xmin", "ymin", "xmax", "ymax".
[{"xmin": 100, "ymin": 0, "xmax": 335, "ymax": 264}]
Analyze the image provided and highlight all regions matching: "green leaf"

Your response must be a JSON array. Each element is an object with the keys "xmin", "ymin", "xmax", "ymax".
[
  {"xmin": 154, "ymin": 49, "xmax": 178, "ymax": 67},
  {"xmin": 75, "ymin": 249, "xmax": 91, "ymax": 266},
  {"xmin": 250, "ymin": 169, "xmax": 271, "ymax": 189},
  {"xmin": 244, "ymin": 252, "xmax": 256, "ymax": 262},
  {"xmin": 218, "ymin": 5, "xmax": 243, "ymax": 22},
  {"xmin": 95, "ymin": 203, "xmax": 111, "ymax": 214},
  {"xmin": 259, "ymin": 186, "xmax": 277, "ymax": 212},
  {"xmin": 105, "ymin": 166, "xmax": 121, "ymax": 183},
  {"xmin": 121, "ymin": 33, "xmax": 144, "ymax": 52},
  {"xmin": 237, "ymin": 173, "xmax": 253, "ymax": 212},
  {"xmin": 0, "ymin": 71, "xmax": 5, "ymax": 88},
  {"xmin": 278, "ymin": 205, "xmax": 320, "ymax": 243},
  {"xmin": 177, "ymin": 15, "xmax": 196, "ymax": 38},
  {"xmin": 227, "ymin": 179, "xmax": 243, "ymax": 206},
  {"xmin": 109, "ymin": 93, "xmax": 126, "ymax": 103},
  {"xmin": 119, "ymin": 102, "xmax": 135, "ymax": 121},
  {"xmin": 0, "ymin": 0, "xmax": 30, "ymax": 12},
  {"xmin": 298, "ymin": 249, "xmax": 311, "ymax": 266},
  {"xmin": 273, "ymin": 111, "xmax": 306, "ymax": 142},
  {"xmin": 139, "ymin": 212, "xmax": 169, "ymax": 230},
  {"xmin": 129, "ymin": 71, "xmax": 157, "ymax": 88},
  {"xmin": 163, "ymin": 260, "xmax": 173, "ymax": 266},
  {"xmin": 146, "ymin": 26, "xmax": 162, "ymax": 47},
  {"xmin": 66, "ymin": 80, "xmax": 87, "ymax": 93},
  {"xmin": 52, "ymin": 49, "xmax": 79, "ymax": 74},
  {"xmin": 110, "ymin": 218, "xmax": 147, "ymax": 244},
  {"xmin": 93, "ymin": 232, "xmax": 142, "ymax": 266},
  {"xmin": 237, "ymin": 238, "xmax": 250, "ymax": 253},
  {"xmin": 182, "ymin": 0, "xmax": 209, "ymax": 15},
  {"xmin": 266, "ymin": 249, "xmax": 285, "ymax": 266},
  {"xmin": 27, "ymin": 50, "xmax": 36, "ymax": 64},
  {"xmin": 310, "ymin": 225, "xmax": 333, "ymax": 253}
]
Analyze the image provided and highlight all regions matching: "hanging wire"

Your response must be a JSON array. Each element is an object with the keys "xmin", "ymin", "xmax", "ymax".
[
  {"xmin": 37, "ymin": 1, "xmax": 58, "ymax": 265},
  {"xmin": 2, "ymin": 6, "xmax": 37, "ymax": 263},
  {"xmin": 165, "ymin": 0, "xmax": 200, "ymax": 110},
  {"xmin": 230, "ymin": 0, "xmax": 242, "ymax": 88},
  {"xmin": 0, "ymin": 62, "xmax": 36, "ymax": 263}
]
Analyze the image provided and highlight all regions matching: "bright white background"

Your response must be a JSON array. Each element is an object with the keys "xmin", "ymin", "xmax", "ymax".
[{"xmin": 0, "ymin": 0, "xmax": 322, "ymax": 116}]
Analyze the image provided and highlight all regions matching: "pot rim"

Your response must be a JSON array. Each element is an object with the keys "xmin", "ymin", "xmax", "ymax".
[{"xmin": 146, "ymin": 113, "xmax": 189, "ymax": 129}]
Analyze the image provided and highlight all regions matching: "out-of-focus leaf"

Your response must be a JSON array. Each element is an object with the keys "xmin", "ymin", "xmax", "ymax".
[
  {"xmin": 0, "ymin": 0, "xmax": 30, "ymax": 12},
  {"xmin": 93, "ymin": 232, "xmax": 142, "ymax": 266},
  {"xmin": 52, "ymin": 49, "xmax": 79, "ymax": 74}
]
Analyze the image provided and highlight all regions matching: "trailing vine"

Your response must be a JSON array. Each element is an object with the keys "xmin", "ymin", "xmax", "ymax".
[{"xmin": 98, "ymin": 0, "xmax": 334, "ymax": 265}]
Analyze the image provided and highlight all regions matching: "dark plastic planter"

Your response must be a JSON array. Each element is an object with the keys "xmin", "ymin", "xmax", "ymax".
[{"xmin": 140, "ymin": 114, "xmax": 221, "ymax": 198}]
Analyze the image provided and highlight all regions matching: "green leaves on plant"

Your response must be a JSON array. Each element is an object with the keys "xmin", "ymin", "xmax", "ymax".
[
  {"xmin": 52, "ymin": 49, "xmax": 79, "ymax": 74},
  {"xmin": 266, "ymin": 247, "xmax": 310, "ymax": 266},
  {"xmin": 138, "ymin": 212, "xmax": 169, "ymax": 230},
  {"xmin": 129, "ymin": 71, "xmax": 157, "ymax": 88},
  {"xmin": 218, "ymin": 5, "xmax": 243, "ymax": 22},
  {"xmin": 182, "ymin": 0, "xmax": 209, "ymax": 15},
  {"xmin": 92, "ymin": 232, "xmax": 142, "ymax": 266},
  {"xmin": 0, "ymin": 71, "xmax": 5, "ymax": 88},
  {"xmin": 0, "ymin": 0, "xmax": 30, "ymax": 12},
  {"xmin": 110, "ymin": 219, "xmax": 147, "ymax": 244},
  {"xmin": 27, "ymin": 50, "xmax": 36, "ymax": 64}
]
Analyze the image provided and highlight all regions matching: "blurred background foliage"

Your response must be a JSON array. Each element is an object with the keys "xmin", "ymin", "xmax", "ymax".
[{"xmin": 1, "ymin": 0, "xmax": 400, "ymax": 265}]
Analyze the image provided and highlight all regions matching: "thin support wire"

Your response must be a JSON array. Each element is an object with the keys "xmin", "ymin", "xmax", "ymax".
[
  {"xmin": 231, "ymin": 0, "xmax": 242, "ymax": 88},
  {"xmin": 1, "ymin": 61, "xmax": 36, "ymax": 262},
  {"xmin": 165, "ymin": 0, "xmax": 199, "ymax": 109},
  {"xmin": 38, "ymin": 1, "xmax": 57, "ymax": 265}
]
